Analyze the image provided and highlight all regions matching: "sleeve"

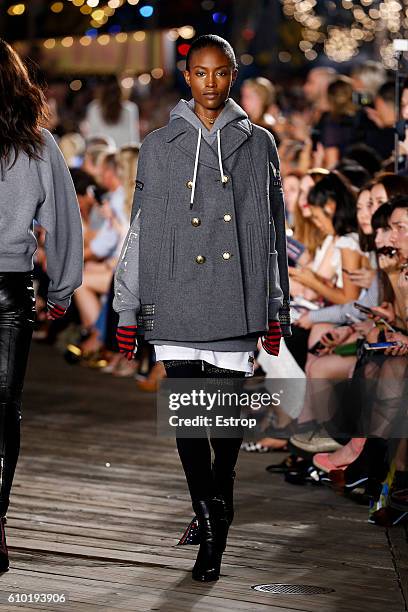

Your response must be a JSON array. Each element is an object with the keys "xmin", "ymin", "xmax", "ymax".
[
  {"xmin": 113, "ymin": 209, "xmax": 141, "ymax": 326},
  {"xmin": 130, "ymin": 132, "xmax": 163, "ymax": 223},
  {"xmin": 309, "ymin": 274, "xmax": 380, "ymax": 324},
  {"xmin": 267, "ymin": 134, "xmax": 292, "ymax": 337},
  {"xmin": 90, "ymin": 224, "xmax": 119, "ymax": 259},
  {"xmin": 35, "ymin": 130, "xmax": 83, "ymax": 308},
  {"xmin": 336, "ymin": 233, "xmax": 361, "ymax": 251}
]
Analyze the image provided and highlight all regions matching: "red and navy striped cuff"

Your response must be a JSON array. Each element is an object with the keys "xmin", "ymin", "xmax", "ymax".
[
  {"xmin": 47, "ymin": 300, "xmax": 67, "ymax": 320},
  {"xmin": 116, "ymin": 325, "xmax": 137, "ymax": 354},
  {"xmin": 262, "ymin": 321, "xmax": 282, "ymax": 356}
]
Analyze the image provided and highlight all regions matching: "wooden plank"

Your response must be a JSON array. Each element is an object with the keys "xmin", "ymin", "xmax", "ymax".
[{"xmin": 0, "ymin": 342, "xmax": 404, "ymax": 612}]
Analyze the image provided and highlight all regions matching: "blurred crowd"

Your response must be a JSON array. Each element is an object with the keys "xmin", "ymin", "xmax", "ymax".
[{"xmin": 34, "ymin": 60, "xmax": 408, "ymax": 528}]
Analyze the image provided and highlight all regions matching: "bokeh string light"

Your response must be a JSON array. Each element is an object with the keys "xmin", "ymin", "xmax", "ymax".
[{"xmin": 281, "ymin": 0, "xmax": 408, "ymax": 66}]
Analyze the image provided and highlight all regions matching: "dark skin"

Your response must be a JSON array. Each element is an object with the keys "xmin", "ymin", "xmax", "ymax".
[{"xmin": 184, "ymin": 46, "xmax": 237, "ymax": 131}]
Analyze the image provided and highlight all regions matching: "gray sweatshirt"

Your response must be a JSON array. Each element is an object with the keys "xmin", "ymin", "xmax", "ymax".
[{"xmin": 0, "ymin": 129, "xmax": 83, "ymax": 307}]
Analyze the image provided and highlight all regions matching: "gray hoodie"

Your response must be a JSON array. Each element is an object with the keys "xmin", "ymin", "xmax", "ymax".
[
  {"xmin": 169, "ymin": 98, "xmax": 247, "ymax": 146},
  {"xmin": 0, "ymin": 129, "xmax": 83, "ymax": 307}
]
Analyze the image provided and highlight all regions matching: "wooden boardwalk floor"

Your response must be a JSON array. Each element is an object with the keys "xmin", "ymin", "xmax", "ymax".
[{"xmin": 0, "ymin": 343, "xmax": 406, "ymax": 612}]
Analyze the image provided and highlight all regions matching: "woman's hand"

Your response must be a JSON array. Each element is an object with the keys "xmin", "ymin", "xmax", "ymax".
[
  {"xmin": 288, "ymin": 266, "xmax": 318, "ymax": 289},
  {"xmin": 99, "ymin": 202, "xmax": 114, "ymax": 222},
  {"xmin": 384, "ymin": 331, "xmax": 408, "ymax": 356},
  {"xmin": 378, "ymin": 252, "xmax": 400, "ymax": 273},
  {"xmin": 345, "ymin": 268, "xmax": 376, "ymax": 289},
  {"xmin": 312, "ymin": 142, "xmax": 325, "ymax": 168},
  {"xmin": 353, "ymin": 319, "xmax": 376, "ymax": 338},
  {"xmin": 370, "ymin": 301, "xmax": 396, "ymax": 324},
  {"xmin": 296, "ymin": 312, "xmax": 313, "ymax": 329}
]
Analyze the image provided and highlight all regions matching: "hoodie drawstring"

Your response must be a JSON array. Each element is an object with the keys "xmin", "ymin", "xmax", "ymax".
[
  {"xmin": 217, "ymin": 129, "xmax": 229, "ymax": 186},
  {"xmin": 190, "ymin": 128, "xmax": 202, "ymax": 209},
  {"xmin": 189, "ymin": 128, "xmax": 228, "ymax": 209}
]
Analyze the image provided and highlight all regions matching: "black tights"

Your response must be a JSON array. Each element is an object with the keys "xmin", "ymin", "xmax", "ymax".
[
  {"xmin": 162, "ymin": 359, "xmax": 246, "ymax": 506},
  {"xmin": 0, "ymin": 273, "xmax": 35, "ymax": 517}
]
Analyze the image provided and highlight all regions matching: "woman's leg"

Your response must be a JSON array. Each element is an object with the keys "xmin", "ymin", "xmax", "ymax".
[
  {"xmin": 162, "ymin": 360, "xmax": 214, "ymax": 504},
  {"xmin": 0, "ymin": 273, "xmax": 35, "ymax": 519},
  {"xmin": 74, "ymin": 267, "xmax": 112, "ymax": 328},
  {"xmin": 204, "ymin": 362, "xmax": 246, "ymax": 522}
]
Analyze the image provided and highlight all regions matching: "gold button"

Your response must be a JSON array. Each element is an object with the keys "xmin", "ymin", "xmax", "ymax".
[
  {"xmin": 195, "ymin": 255, "xmax": 206, "ymax": 264},
  {"xmin": 223, "ymin": 213, "xmax": 232, "ymax": 222},
  {"xmin": 191, "ymin": 217, "xmax": 201, "ymax": 227},
  {"xmin": 186, "ymin": 180, "xmax": 193, "ymax": 189},
  {"xmin": 222, "ymin": 252, "xmax": 232, "ymax": 260}
]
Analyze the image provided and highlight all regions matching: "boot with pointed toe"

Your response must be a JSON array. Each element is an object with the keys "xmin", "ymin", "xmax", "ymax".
[
  {"xmin": 191, "ymin": 500, "xmax": 219, "ymax": 582},
  {"xmin": 178, "ymin": 466, "xmax": 236, "ymax": 546},
  {"xmin": 0, "ymin": 518, "xmax": 9, "ymax": 572}
]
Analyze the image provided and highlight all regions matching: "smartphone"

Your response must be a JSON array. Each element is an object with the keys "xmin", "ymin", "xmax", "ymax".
[
  {"xmin": 354, "ymin": 302, "xmax": 374, "ymax": 316},
  {"xmin": 363, "ymin": 341, "xmax": 398, "ymax": 351},
  {"xmin": 354, "ymin": 302, "xmax": 396, "ymax": 332}
]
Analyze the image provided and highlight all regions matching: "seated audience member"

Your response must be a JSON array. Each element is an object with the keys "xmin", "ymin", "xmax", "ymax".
[
  {"xmin": 289, "ymin": 172, "xmax": 364, "ymax": 305},
  {"xmin": 74, "ymin": 152, "xmax": 127, "ymax": 331}
]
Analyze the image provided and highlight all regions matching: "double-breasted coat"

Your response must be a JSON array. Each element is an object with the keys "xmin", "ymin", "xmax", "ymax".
[{"xmin": 114, "ymin": 102, "xmax": 291, "ymax": 343}]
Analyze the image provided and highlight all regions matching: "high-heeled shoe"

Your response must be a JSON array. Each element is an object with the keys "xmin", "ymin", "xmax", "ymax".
[
  {"xmin": 0, "ymin": 517, "xmax": 9, "ymax": 572},
  {"xmin": 192, "ymin": 500, "xmax": 219, "ymax": 582}
]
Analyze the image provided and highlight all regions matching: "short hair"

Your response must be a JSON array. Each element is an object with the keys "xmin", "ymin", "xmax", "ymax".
[
  {"xmin": 377, "ymin": 80, "xmax": 395, "ymax": 105},
  {"xmin": 186, "ymin": 34, "xmax": 237, "ymax": 71},
  {"xmin": 389, "ymin": 194, "xmax": 408, "ymax": 214}
]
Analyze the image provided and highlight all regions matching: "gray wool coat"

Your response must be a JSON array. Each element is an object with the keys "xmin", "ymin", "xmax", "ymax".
[{"xmin": 113, "ymin": 108, "xmax": 291, "ymax": 344}]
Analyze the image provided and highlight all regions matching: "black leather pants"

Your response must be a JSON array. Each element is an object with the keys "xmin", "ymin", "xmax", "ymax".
[{"xmin": 0, "ymin": 273, "xmax": 35, "ymax": 517}]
